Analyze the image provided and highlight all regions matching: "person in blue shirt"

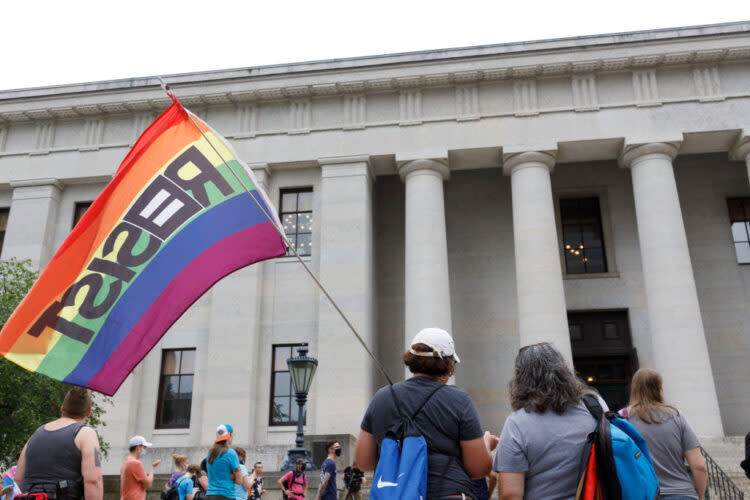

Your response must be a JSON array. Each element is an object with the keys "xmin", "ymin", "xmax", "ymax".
[
  {"xmin": 316, "ymin": 441, "xmax": 340, "ymax": 500},
  {"xmin": 176, "ymin": 465, "xmax": 201, "ymax": 500},
  {"xmin": 233, "ymin": 448, "xmax": 251, "ymax": 500},
  {"xmin": 206, "ymin": 424, "xmax": 242, "ymax": 500}
]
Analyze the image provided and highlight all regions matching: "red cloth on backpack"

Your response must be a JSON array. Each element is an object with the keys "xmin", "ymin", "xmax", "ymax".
[{"xmin": 577, "ymin": 443, "xmax": 603, "ymax": 500}]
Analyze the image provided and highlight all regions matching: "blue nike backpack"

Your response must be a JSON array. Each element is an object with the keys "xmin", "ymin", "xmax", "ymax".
[
  {"xmin": 580, "ymin": 395, "xmax": 660, "ymax": 500},
  {"xmin": 370, "ymin": 384, "xmax": 445, "ymax": 500}
]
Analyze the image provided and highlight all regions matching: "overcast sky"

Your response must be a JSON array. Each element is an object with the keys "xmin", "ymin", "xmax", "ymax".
[{"xmin": 2, "ymin": 0, "xmax": 748, "ymax": 92}]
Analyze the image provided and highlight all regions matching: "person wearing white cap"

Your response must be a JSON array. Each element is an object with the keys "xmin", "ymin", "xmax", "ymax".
[
  {"xmin": 120, "ymin": 435, "xmax": 161, "ymax": 500},
  {"xmin": 355, "ymin": 327, "xmax": 499, "ymax": 499}
]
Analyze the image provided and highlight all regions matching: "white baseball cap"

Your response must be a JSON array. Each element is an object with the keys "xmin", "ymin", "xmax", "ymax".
[
  {"xmin": 128, "ymin": 435, "xmax": 152, "ymax": 448},
  {"xmin": 409, "ymin": 327, "xmax": 460, "ymax": 363},
  {"xmin": 215, "ymin": 423, "xmax": 234, "ymax": 442}
]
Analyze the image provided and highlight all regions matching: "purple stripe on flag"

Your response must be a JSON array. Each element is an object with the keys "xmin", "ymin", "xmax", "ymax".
[{"xmin": 87, "ymin": 221, "xmax": 283, "ymax": 395}]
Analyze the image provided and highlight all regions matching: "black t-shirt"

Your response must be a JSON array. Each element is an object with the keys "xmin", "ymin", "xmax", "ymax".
[{"xmin": 360, "ymin": 376, "xmax": 484, "ymax": 498}]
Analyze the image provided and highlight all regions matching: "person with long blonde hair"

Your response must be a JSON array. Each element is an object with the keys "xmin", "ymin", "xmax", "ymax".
[
  {"xmin": 622, "ymin": 368, "xmax": 707, "ymax": 500},
  {"xmin": 165, "ymin": 454, "xmax": 189, "ymax": 490}
]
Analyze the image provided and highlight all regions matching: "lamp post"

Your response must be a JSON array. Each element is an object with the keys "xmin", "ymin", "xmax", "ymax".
[{"xmin": 280, "ymin": 344, "xmax": 318, "ymax": 472}]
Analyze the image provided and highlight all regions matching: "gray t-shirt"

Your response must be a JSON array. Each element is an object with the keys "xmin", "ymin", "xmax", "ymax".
[
  {"xmin": 493, "ymin": 398, "xmax": 608, "ymax": 500},
  {"xmin": 625, "ymin": 407, "xmax": 700, "ymax": 498},
  {"xmin": 361, "ymin": 376, "xmax": 484, "ymax": 499}
]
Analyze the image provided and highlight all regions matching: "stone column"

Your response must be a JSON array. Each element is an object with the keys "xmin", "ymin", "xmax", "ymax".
[
  {"xmin": 620, "ymin": 142, "xmax": 723, "ymax": 436},
  {"xmin": 504, "ymin": 152, "xmax": 572, "ymax": 363},
  {"xmin": 315, "ymin": 156, "xmax": 375, "ymax": 435},
  {"xmin": 200, "ymin": 165, "xmax": 270, "ymax": 446},
  {"xmin": 730, "ymin": 133, "xmax": 750, "ymax": 183},
  {"xmin": 399, "ymin": 159, "xmax": 452, "ymax": 348},
  {"xmin": 3, "ymin": 178, "xmax": 62, "ymax": 268}
]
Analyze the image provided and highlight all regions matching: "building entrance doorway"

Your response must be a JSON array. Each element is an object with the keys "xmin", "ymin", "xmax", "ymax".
[{"xmin": 568, "ymin": 310, "xmax": 637, "ymax": 411}]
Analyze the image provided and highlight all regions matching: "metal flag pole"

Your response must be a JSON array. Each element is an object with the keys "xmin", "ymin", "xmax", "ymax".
[{"xmin": 158, "ymin": 78, "xmax": 394, "ymax": 385}]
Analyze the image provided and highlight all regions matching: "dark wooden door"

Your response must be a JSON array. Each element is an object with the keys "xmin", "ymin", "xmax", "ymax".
[{"xmin": 568, "ymin": 310, "xmax": 637, "ymax": 411}]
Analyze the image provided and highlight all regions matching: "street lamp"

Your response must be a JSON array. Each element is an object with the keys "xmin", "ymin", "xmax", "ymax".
[{"xmin": 280, "ymin": 344, "xmax": 318, "ymax": 471}]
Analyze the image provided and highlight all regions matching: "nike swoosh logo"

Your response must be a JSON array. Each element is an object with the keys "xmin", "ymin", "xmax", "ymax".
[{"xmin": 377, "ymin": 476, "xmax": 398, "ymax": 488}]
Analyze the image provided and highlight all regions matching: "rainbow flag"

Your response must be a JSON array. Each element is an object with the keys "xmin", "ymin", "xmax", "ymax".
[{"xmin": 0, "ymin": 94, "xmax": 287, "ymax": 395}]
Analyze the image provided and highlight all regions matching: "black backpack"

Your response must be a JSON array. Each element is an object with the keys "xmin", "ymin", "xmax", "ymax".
[
  {"xmin": 343, "ymin": 467, "xmax": 363, "ymax": 493},
  {"xmin": 192, "ymin": 476, "xmax": 206, "ymax": 500},
  {"xmin": 160, "ymin": 483, "xmax": 179, "ymax": 500},
  {"xmin": 161, "ymin": 476, "xmax": 194, "ymax": 500}
]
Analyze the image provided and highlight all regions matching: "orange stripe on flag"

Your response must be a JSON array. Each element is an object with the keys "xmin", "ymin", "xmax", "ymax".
[{"xmin": 0, "ymin": 103, "xmax": 201, "ymax": 353}]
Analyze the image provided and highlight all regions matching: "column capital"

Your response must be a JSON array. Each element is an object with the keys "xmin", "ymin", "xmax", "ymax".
[
  {"xmin": 319, "ymin": 154, "xmax": 374, "ymax": 181},
  {"xmin": 398, "ymin": 158, "xmax": 449, "ymax": 182},
  {"xmin": 729, "ymin": 132, "xmax": 750, "ymax": 161},
  {"xmin": 9, "ymin": 178, "xmax": 62, "ymax": 202},
  {"xmin": 318, "ymin": 154, "xmax": 371, "ymax": 166},
  {"xmin": 619, "ymin": 142, "xmax": 679, "ymax": 169},
  {"xmin": 502, "ymin": 151, "xmax": 556, "ymax": 176},
  {"xmin": 10, "ymin": 177, "xmax": 63, "ymax": 190},
  {"xmin": 247, "ymin": 163, "xmax": 271, "ymax": 191}
]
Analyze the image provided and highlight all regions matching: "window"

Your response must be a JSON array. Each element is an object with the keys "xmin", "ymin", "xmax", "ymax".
[
  {"xmin": 0, "ymin": 208, "xmax": 9, "ymax": 258},
  {"xmin": 727, "ymin": 198, "xmax": 750, "ymax": 264},
  {"xmin": 569, "ymin": 323, "xmax": 583, "ymax": 341},
  {"xmin": 270, "ymin": 343, "xmax": 307, "ymax": 426},
  {"xmin": 155, "ymin": 348, "xmax": 195, "ymax": 429},
  {"xmin": 72, "ymin": 202, "xmax": 93, "ymax": 229},
  {"xmin": 559, "ymin": 197, "xmax": 608, "ymax": 274},
  {"xmin": 280, "ymin": 189, "xmax": 313, "ymax": 257}
]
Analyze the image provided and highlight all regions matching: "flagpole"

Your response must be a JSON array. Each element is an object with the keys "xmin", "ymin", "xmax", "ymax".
[{"xmin": 158, "ymin": 78, "xmax": 394, "ymax": 386}]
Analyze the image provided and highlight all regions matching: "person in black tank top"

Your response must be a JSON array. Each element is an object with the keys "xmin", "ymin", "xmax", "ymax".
[{"xmin": 15, "ymin": 388, "xmax": 103, "ymax": 500}]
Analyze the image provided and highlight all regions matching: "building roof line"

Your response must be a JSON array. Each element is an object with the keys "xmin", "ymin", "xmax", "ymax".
[{"xmin": 1, "ymin": 20, "xmax": 750, "ymax": 101}]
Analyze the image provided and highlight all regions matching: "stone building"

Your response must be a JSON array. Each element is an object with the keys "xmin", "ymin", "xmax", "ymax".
[{"xmin": 1, "ymin": 21, "xmax": 749, "ymax": 481}]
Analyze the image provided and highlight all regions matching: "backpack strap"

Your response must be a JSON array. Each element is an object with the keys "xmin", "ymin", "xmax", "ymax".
[
  {"xmin": 389, "ymin": 381, "xmax": 446, "ymax": 422},
  {"xmin": 577, "ymin": 394, "xmax": 603, "ymax": 484},
  {"xmin": 389, "ymin": 384, "xmax": 406, "ymax": 421},
  {"xmin": 581, "ymin": 394, "xmax": 603, "ymax": 423},
  {"xmin": 295, "ymin": 472, "xmax": 306, "ymax": 486},
  {"xmin": 410, "ymin": 384, "xmax": 445, "ymax": 420}
]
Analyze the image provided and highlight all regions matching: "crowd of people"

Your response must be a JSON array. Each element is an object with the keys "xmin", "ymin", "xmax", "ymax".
[
  {"xmin": 356, "ymin": 328, "xmax": 717, "ymax": 500},
  {"xmin": 1, "ymin": 327, "xmax": 748, "ymax": 500},
  {"xmin": 99, "ymin": 422, "xmax": 275, "ymax": 500}
]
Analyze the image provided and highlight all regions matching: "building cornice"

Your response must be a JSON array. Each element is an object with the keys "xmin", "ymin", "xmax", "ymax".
[
  {"xmin": 2, "ymin": 24, "xmax": 750, "ymax": 124},
  {"xmin": 3, "ymin": 21, "xmax": 750, "ymax": 100}
]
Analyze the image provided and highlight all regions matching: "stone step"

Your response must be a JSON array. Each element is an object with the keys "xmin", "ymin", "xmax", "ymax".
[{"xmin": 701, "ymin": 436, "xmax": 749, "ymax": 497}]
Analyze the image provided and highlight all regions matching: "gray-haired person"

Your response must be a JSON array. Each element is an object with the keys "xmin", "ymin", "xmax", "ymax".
[{"xmin": 494, "ymin": 342, "xmax": 608, "ymax": 500}]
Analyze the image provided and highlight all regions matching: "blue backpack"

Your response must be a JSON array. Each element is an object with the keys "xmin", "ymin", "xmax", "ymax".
[
  {"xmin": 370, "ymin": 384, "xmax": 445, "ymax": 500},
  {"xmin": 578, "ymin": 395, "xmax": 660, "ymax": 500}
]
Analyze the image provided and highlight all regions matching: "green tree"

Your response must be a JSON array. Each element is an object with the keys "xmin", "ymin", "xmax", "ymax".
[{"xmin": 0, "ymin": 258, "xmax": 111, "ymax": 470}]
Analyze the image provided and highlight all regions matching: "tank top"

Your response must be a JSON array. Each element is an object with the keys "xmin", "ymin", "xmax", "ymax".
[{"xmin": 21, "ymin": 422, "xmax": 84, "ymax": 494}]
